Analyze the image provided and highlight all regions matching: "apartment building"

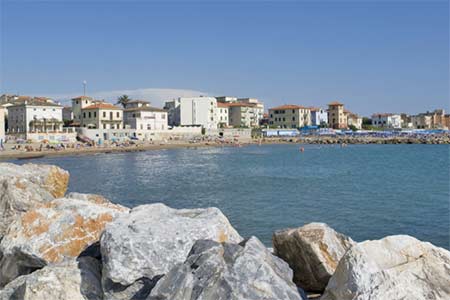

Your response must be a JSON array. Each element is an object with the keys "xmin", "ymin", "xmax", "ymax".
[
  {"xmin": 179, "ymin": 97, "xmax": 218, "ymax": 129},
  {"xmin": 217, "ymin": 102, "xmax": 229, "ymax": 127},
  {"xmin": 346, "ymin": 111, "xmax": 363, "ymax": 130},
  {"xmin": 7, "ymin": 99, "xmax": 63, "ymax": 134},
  {"xmin": 268, "ymin": 105, "xmax": 311, "ymax": 129},
  {"xmin": 310, "ymin": 108, "xmax": 328, "ymax": 126},
  {"xmin": 80, "ymin": 103, "xmax": 123, "ymax": 130},
  {"xmin": 371, "ymin": 113, "xmax": 402, "ymax": 129},
  {"xmin": 327, "ymin": 101, "xmax": 347, "ymax": 129},
  {"xmin": 123, "ymin": 105, "xmax": 168, "ymax": 131}
]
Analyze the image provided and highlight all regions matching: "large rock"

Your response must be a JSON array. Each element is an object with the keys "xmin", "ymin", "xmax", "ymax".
[
  {"xmin": 148, "ymin": 236, "xmax": 304, "ymax": 300},
  {"xmin": 101, "ymin": 203, "xmax": 242, "ymax": 299},
  {"xmin": 0, "ymin": 194, "xmax": 127, "ymax": 287},
  {"xmin": 0, "ymin": 163, "xmax": 69, "ymax": 236},
  {"xmin": 272, "ymin": 223, "xmax": 355, "ymax": 292},
  {"xmin": 321, "ymin": 235, "xmax": 450, "ymax": 300},
  {"xmin": 0, "ymin": 257, "xmax": 102, "ymax": 300}
]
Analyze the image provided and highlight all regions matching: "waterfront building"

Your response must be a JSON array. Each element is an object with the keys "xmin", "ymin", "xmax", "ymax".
[
  {"xmin": 228, "ymin": 102, "xmax": 263, "ymax": 128},
  {"xmin": 371, "ymin": 113, "xmax": 402, "ymax": 129},
  {"xmin": 400, "ymin": 113, "xmax": 412, "ymax": 128},
  {"xmin": 63, "ymin": 106, "xmax": 73, "ymax": 122},
  {"xmin": 216, "ymin": 96, "xmax": 237, "ymax": 103},
  {"xmin": 327, "ymin": 101, "xmax": 347, "ymax": 129},
  {"xmin": 217, "ymin": 102, "xmax": 229, "ymax": 128},
  {"xmin": 7, "ymin": 99, "xmax": 63, "ymax": 134},
  {"xmin": 80, "ymin": 102, "xmax": 123, "ymax": 130},
  {"xmin": 268, "ymin": 105, "xmax": 312, "ymax": 129},
  {"xmin": 411, "ymin": 114, "xmax": 432, "ymax": 129},
  {"xmin": 164, "ymin": 98, "xmax": 181, "ymax": 127},
  {"xmin": 346, "ymin": 111, "xmax": 363, "ymax": 130},
  {"xmin": 309, "ymin": 107, "xmax": 328, "ymax": 126},
  {"xmin": 443, "ymin": 114, "xmax": 450, "ymax": 129},
  {"xmin": 179, "ymin": 97, "xmax": 218, "ymax": 129},
  {"xmin": 71, "ymin": 96, "xmax": 102, "ymax": 125},
  {"xmin": 425, "ymin": 109, "xmax": 446, "ymax": 128},
  {"xmin": 237, "ymin": 98, "xmax": 264, "ymax": 125},
  {"xmin": 260, "ymin": 113, "xmax": 270, "ymax": 127},
  {"xmin": 123, "ymin": 105, "xmax": 168, "ymax": 131}
]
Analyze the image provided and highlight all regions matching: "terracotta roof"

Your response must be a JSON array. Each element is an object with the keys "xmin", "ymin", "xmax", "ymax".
[
  {"xmin": 372, "ymin": 113, "xmax": 396, "ymax": 117},
  {"xmin": 8, "ymin": 100, "xmax": 62, "ymax": 107},
  {"xmin": 124, "ymin": 106, "xmax": 166, "ymax": 112},
  {"xmin": 82, "ymin": 103, "xmax": 122, "ymax": 110},
  {"xmin": 217, "ymin": 102, "xmax": 230, "ymax": 108},
  {"xmin": 328, "ymin": 101, "xmax": 343, "ymax": 106},
  {"xmin": 269, "ymin": 104, "xmax": 308, "ymax": 110},
  {"xmin": 127, "ymin": 100, "xmax": 150, "ymax": 104}
]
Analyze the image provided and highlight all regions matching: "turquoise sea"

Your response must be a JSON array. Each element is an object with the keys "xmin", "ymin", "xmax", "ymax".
[{"xmin": 10, "ymin": 144, "xmax": 450, "ymax": 249}]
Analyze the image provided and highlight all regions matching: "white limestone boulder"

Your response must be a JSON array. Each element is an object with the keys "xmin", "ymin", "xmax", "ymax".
[
  {"xmin": 0, "ymin": 163, "xmax": 69, "ymax": 236},
  {"xmin": 321, "ymin": 235, "xmax": 450, "ymax": 300},
  {"xmin": 0, "ymin": 257, "xmax": 102, "ymax": 300},
  {"xmin": 272, "ymin": 222, "xmax": 355, "ymax": 292},
  {"xmin": 148, "ymin": 236, "xmax": 304, "ymax": 300},
  {"xmin": 100, "ymin": 203, "xmax": 242, "ymax": 299},
  {"xmin": 0, "ymin": 195, "xmax": 128, "ymax": 287}
]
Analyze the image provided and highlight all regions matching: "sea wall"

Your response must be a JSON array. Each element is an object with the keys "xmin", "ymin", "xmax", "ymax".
[{"xmin": 0, "ymin": 162, "xmax": 449, "ymax": 300}]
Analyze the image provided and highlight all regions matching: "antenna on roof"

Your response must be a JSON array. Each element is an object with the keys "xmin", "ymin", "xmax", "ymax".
[{"xmin": 83, "ymin": 80, "xmax": 87, "ymax": 96}]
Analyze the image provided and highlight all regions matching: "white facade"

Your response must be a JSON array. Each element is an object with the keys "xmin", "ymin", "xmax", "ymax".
[
  {"xmin": 124, "ymin": 107, "xmax": 168, "ymax": 132},
  {"xmin": 372, "ymin": 114, "xmax": 402, "ymax": 128},
  {"xmin": 216, "ymin": 96, "xmax": 237, "ymax": 103},
  {"xmin": 7, "ymin": 101, "xmax": 63, "ymax": 134},
  {"xmin": 179, "ymin": 97, "xmax": 218, "ymax": 129},
  {"xmin": 310, "ymin": 108, "xmax": 328, "ymax": 126},
  {"xmin": 217, "ymin": 103, "xmax": 229, "ymax": 127}
]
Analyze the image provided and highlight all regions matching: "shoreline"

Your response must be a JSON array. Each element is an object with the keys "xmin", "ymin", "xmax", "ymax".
[{"xmin": 1, "ymin": 135, "xmax": 449, "ymax": 160}]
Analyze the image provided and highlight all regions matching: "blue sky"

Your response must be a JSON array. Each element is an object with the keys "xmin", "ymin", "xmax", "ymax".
[{"xmin": 1, "ymin": 0, "xmax": 448, "ymax": 115}]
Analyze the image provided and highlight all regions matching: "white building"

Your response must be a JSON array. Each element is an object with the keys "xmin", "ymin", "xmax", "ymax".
[
  {"xmin": 80, "ymin": 102, "xmax": 123, "ymax": 130},
  {"xmin": 310, "ymin": 108, "xmax": 328, "ymax": 126},
  {"xmin": 371, "ymin": 113, "xmax": 402, "ymax": 128},
  {"xmin": 7, "ymin": 100, "xmax": 63, "ymax": 134},
  {"xmin": 124, "ymin": 106, "xmax": 168, "ymax": 132},
  {"xmin": 164, "ymin": 98, "xmax": 181, "ymax": 127},
  {"xmin": 179, "ymin": 97, "xmax": 218, "ymax": 129},
  {"xmin": 217, "ymin": 102, "xmax": 229, "ymax": 127}
]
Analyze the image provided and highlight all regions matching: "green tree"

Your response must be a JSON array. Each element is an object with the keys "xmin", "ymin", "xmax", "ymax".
[
  {"xmin": 116, "ymin": 95, "xmax": 131, "ymax": 107},
  {"xmin": 348, "ymin": 124, "xmax": 358, "ymax": 131}
]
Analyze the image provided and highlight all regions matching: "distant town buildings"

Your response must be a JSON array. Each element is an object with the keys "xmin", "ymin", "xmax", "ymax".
[
  {"xmin": 123, "ymin": 102, "xmax": 168, "ymax": 132},
  {"xmin": 346, "ymin": 111, "xmax": 363, "ymax": 130},
  {"xmin": 268, "ymin": 105, "xmax": 312, "ymax": 129},
  {"xmin": 327, "ymin": 101, "xmax": 347, "ymax": 129},
  {"xmin": 178, "ymin": 97, "xmax": 218, "ymax": 129},
  {"xmin": 217, "ymin": 102, "xmax": 229, "ymax": 127},
  {"xmin": 371, "ymin": 113, "xmax": 402, "ymax": 129},
  {"xmin": 310, "ymin": 108, "xmax": 328, "ymax": 126},
  {"xmin": 7, "ymin": 99, "xmax": 63, "ymax": 134},
  {"xmin": 79, "ymin": 102, "xmax": 123, "ymax": 130}
]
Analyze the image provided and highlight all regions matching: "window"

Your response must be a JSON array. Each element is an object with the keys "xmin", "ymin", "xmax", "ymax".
[
  {"xmin": 103, "ymin": 123, "xmax": 106, "ymax": 129},
  {"xmin": 94, "ymin": 112, "xmax": 97, "ymax": 117},
  {"xmin": 110, "ymin": 112, "xmax": 113, "ymax": 119},
  {"xmin": 76, "ymin": 101, "xmax": 79, "ymax": 104},
  {"xmin": 103, "ymin": 112, "xmax": 106, "ymax": 118},
  {"xmin": 292, "ymin": 110, "xmax": 295, "ymax": 113},
  {"xmin": 83, "ymin": 112, "xmax": 86, "ymax": 118},
  {"xmin": 292, "ymin": 117, "xmax": 295, "ymax": 121},
  {"xmin": 88, "ymin": 112, "xmax": 91, "ymax": 118},
  {"xmin": 116, "ymin": 112, "xmax": 120, "ymax": 118},
  {"xmin": 147, "ymin": 124, "xmax": 151, "ymax": 130}
]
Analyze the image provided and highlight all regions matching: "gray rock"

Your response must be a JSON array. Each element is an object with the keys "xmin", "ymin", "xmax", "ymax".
[
  {"xmin": 0, "ymin": 195, "xmax": 127, "ymax": 287},
  {"xmin": 148, "ymin": 236, "xmax": 303, "ymax": 300},
  {"xmin": 0, "ymin": 257, "xmax": 102, "ymax": 300},
  {"xmin": 0, "ymin": 163, "xmax": 69, "ymax": 237},
  {"xmin": 101, "ymin": 203, "xmax": 242, "ymax": 299},
  {"xmin": 272, "ymin": 223, "xmax": 355, "ymax": 292},
  {"xmin": 321, "ymin": 235, "xmax": 450, "ymax": 300}
]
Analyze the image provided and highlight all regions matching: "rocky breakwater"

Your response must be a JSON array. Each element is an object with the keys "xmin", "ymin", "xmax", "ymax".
[
  {"xmin": 1, "ymin": 162, "xmax": 449, "ymax": 300},
  {"xmin": 298, "ymin": 135, "xmax": 450, "ymax": 144}
]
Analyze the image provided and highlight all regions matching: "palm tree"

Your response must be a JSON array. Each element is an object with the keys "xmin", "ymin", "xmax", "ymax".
[{"xmin": 117, "ymin": 95, "xmax": 131, "ymax": 108}]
